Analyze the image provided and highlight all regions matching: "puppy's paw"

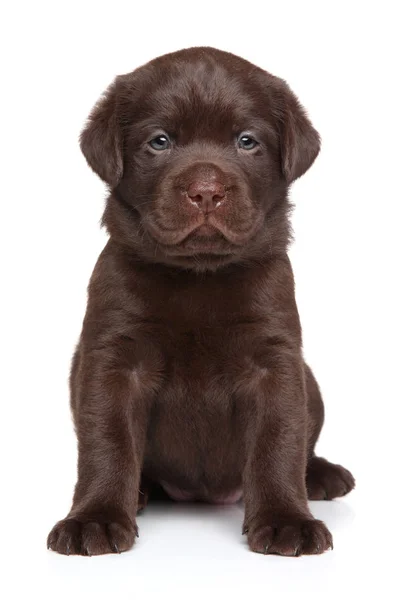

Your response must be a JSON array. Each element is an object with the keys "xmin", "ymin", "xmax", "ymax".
[
  {"xmin": 47, "ymin": 515, "xmax": 138, "ymax": 556},
  {"xmin": 245, "ymin": 516, "xmax": 333, "ymax": 556},
  {"xmin": 307, "ymin": 456, "xmax": 355, "ymax": 500}
]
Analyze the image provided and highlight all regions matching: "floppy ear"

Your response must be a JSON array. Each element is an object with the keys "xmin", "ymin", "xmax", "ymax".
[
  {"xmin": 273, "ymin": 80, "xmax": 320, "ymax": 184},
  {"xmin": 80, "ymin": 80, "xmax": 123, "ymax": 187}
]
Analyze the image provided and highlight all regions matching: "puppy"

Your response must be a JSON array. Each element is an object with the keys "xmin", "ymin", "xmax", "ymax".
[{"xmin": 47, "ymin": 47, "xmax": 355, "ymax": 557}]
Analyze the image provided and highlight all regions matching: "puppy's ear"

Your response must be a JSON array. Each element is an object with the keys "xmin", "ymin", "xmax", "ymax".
[
  {"xmin": 80, "ymin": 80, "xmax": 123, "ymax": 187},
  {"xmin": 273, "ymin": 80, "xmax": 320, "ymax": 183}
]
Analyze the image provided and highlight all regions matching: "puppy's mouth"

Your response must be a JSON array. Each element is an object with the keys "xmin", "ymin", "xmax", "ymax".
[
  {"xmin": 145, "ymin": 217, "xmax": 242, "ymax": 258},
  {"xmin": 165, "ymin": 224, "xmax": 234, "ymax": 256},
  {"xmin": 190, "ymin": 224, "xmax": 219, "ymax": 238},
  {"xmin": 144, "ymin": 213, "xmax": 258, "ymax": 255}
]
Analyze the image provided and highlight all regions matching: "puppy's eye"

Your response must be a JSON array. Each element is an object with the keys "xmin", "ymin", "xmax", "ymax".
[
  {"xmin": 238, "ymin": 135, "xmax": 258, "ymax": 151},
  {"xmin": 149, "ymin": 134, "xmax": 171, "ymax": 151}
]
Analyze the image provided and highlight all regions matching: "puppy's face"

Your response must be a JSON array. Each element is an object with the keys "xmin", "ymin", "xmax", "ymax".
[{"xmin": 81, "ymin": 48, "xmax": 320, "ymax": 270}]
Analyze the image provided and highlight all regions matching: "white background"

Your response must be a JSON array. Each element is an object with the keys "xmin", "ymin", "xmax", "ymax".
[{"xmin": 1, "ymin": 1, "xmax": 399, "ymax": 598}]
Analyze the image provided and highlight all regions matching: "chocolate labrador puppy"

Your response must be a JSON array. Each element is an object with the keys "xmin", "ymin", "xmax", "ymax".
[{"xmin": 47, "ymin": 47, "xmax": 354, "ymax": 557}]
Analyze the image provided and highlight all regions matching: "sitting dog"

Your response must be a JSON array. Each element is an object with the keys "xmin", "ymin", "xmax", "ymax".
[{"xmin": 47, "ymin": 47, "xmax": 355, "ymax": 557}]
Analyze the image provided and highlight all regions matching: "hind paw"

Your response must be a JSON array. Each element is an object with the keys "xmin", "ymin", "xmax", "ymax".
[{"xmin": 307, "ymin": 456, "xmax": 355, "ymax": 500}]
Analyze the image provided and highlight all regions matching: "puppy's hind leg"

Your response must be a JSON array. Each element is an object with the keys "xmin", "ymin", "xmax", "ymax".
[
  {"xmin": 305, "ymin": 363, "xmax": 355, "ymax": 500},
  {"xmin": 136, "ymin": 476, "xmax": 173, "ymax": 513},
  {"xmin": 137, "ymin": 479, "xmax": 150, "ymax": 514}
]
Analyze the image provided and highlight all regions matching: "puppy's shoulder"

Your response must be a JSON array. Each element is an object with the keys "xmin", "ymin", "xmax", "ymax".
[
  {"xmin": 86, "ymin": 240, "xmax": 144, "ymax": 309},
  {"xmin": 247, "ymin": 254, "xmax": 297, "ymax": 314},
  {"xmin": 249, "ymin": 253, "xmax": 295, "ymax": 292}
]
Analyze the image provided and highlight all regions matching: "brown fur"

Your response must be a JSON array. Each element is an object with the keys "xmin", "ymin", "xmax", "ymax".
[{"xmin": 47, "ymin": 47, "xmax": 354, "ymax": 557}]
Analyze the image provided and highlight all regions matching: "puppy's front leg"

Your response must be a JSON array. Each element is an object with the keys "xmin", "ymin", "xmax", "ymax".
[
  {"xmin": 243, "ymin": 351, "xmax": 333, "ymax": 556},
  {"xmin": 47, "ymin": 345, "xmax": 153, "ymax": 556}
]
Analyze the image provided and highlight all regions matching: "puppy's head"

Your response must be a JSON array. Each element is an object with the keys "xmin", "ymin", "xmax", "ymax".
[{"xmin": 81, "ymin": 47, "xmax": 320, "ymax": 271}]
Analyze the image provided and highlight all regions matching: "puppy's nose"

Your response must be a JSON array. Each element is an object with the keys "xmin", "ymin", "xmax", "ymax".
[{"xmin": 187, "ymin": 181, "xmax": 226, "ymax": 213}]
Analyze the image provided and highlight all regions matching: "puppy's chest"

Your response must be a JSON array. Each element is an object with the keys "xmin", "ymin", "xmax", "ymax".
[
  {"xmin": 144, "ymin": 323, "xmax": 262, "ymax": 487},
  {"xmin": 131, "ymin": 272, "xmax": 275, "ymax": 397},
  {"xmin": 155, "ymin": 331, "xmax": 235, "ymax": 430},
  {"xmin": 152, "ymin": 320, "xmax": 268, "ymax": 401}
]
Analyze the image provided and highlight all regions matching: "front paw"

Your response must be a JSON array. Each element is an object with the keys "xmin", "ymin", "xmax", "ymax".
[
  {"xmin": 47, "ymin": 513, "xmax": 138, "ymax": 556},
  {"xmin": 244, "ymin": 516, "xmax": 333, "ymax": 556}
]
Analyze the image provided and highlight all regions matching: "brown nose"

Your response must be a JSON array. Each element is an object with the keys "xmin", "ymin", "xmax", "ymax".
[{"xmin": 187, "ymin": 181, "xmax": 226, "ymax": 213}]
